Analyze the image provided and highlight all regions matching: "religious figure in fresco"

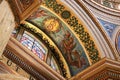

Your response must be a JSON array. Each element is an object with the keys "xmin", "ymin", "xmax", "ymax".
[
  {"xmin": 28, "ymin": 9, "xmax": 48, "ymax": 19},
  {"xmin": 43, "ymin": 17, "xmax": 61, "ymax": 33},
  {"xmin": 61, "ymin": 31, "xmax": 86, "ymax": 68},
  {"xmin": 62, "ymin": 31, "xmax": 76, "ymax": 62},
  {"xmin": 71, "ymin": 50, "xmax": 86, "ymax": 68}
]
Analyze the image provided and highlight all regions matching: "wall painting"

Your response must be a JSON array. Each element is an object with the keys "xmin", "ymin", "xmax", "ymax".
[
  {"xmin": 27, "ymin": 6, "xmax": 90, "ymax": 76},
  {"xmin": 98, "ymin": 19, "xmax": 117, "ymax": 38}
]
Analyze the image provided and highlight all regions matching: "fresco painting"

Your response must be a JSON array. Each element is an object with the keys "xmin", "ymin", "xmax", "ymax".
[
  {"xmin": 27, "ymin": 7, "xmax": 90, "ymax": 75},
  {"xmin": 98, "ymin": 19, "xmax": 120, "ymax": 53},
  {"xmin": 98, "ymin": 19, "xmax": 117, "ymax": 38}
]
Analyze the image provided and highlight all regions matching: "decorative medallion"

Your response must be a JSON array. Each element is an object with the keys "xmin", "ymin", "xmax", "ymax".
[
  {"xmin": 61, "ymin": 10, "xmax": 71, "ymax": 19},
  {"xmin": 43, "ymin": 17, "xmax": 61, "ymax": 33}
]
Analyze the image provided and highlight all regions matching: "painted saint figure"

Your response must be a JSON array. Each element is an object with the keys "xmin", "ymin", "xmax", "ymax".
[{"xmin": 61, "ymin": 31, "xmax": 86, "ymax": 68}]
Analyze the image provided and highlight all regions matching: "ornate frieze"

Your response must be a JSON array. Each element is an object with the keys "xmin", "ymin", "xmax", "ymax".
[
  {"xmin": 3, "ymin": 49, "xmax": 42, "ymax": 80},
  {"xmin": 70, "ymin": 58, "xmax": 120, "ymax": 80},
  {"xmin": 87, "ymin": 70, "xmax": 120, "ymax": 80}
]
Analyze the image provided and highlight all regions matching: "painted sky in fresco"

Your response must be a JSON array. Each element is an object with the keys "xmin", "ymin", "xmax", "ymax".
[
  {"xmin": 98, "ymin": 19, "xmax": 117, "ymax": 38},
  {"xmin": 98, "ymin": 19, "xmax": 120, "ymax": 54},
  {"xmin": 27, "ymin": 7, "xmax": 90, "ymax": 76}
]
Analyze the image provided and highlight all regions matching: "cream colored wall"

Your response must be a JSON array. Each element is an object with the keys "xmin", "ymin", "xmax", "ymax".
[{"xmin": 0, "ymin": 0, "xmax": 15, "ymax": 55}]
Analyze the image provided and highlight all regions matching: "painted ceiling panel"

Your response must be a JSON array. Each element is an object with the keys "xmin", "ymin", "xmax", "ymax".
[
  {"xmin": 98, "ymin": 19, "xmax": 120, "ymax": 54},
  {"xmin": 98, "ymin": 19, "xmax": 118, "ymax": 38},
  {"xmin": 27, "ymin": 6, "xmax": 90, "ymax": 76}
]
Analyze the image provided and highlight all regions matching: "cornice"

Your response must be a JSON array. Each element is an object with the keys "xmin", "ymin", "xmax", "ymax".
[
  {"xmin": 82, "ymin": 0, "xmax": 120, "ymax": 25},
  {"xmin": 84, "ymin": 0, "xmax": 120, "ymax": 17},
  {"xmin": 5, "ymin": 37, "xmax": 66, "ymax": 80},
  {"xmin": 70, "ymin": 58, "xmax": 120, "ymax": 80}
]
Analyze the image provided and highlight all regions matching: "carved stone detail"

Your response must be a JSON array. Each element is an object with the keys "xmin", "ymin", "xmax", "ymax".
[{"xmin": 19, "ymin": 0, "xmax": 34, "ymax": 11}]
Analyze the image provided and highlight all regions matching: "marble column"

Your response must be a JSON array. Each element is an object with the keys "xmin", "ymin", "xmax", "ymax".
[{"xmin": 0, "ymin": 0, "xmax": 15, "ymax": 55}]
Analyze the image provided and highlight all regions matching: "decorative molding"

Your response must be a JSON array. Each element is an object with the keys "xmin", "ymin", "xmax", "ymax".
[
  {"xmin": 18, "ymin": 0, "xmax": 34, "ymax": 12},
  {"xmin": 6, "ymin": 37, "xmax": 66, "ymax": 80},
  {"xmin": 70, "ymin": 58, "xmax": 120, "ymax": 80},
  {"xmin": 4, "ymin": 48, "xmax": 45, "ymax": 80},
  {"xmin": 81, "ymin": 0, "xmax": 120, "ymax": 26},
  {"xmin": 7, "ymin": 0, "xmax": 41, "ymax": 23},
  {"xmin": 87, "ymin": 70, "xmax": 120, "ymax": 80}
]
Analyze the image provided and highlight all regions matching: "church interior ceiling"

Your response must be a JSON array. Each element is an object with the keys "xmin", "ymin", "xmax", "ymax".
[
  {"xmin": 0, "ymin": 0, "xmax": 119, "ymax": 79},
  {"xmin": 26, "ymin": 6, "xmax": 90, "ymax": 76},
  {"xmin": 8, "ymin": 0, "xmax": 120, "ymax": 79},
  {"xmin": 18, "ymin": 0, "xmax": 102, "ymax": 77}
]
